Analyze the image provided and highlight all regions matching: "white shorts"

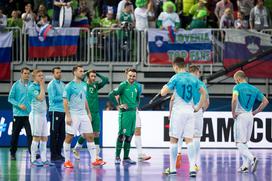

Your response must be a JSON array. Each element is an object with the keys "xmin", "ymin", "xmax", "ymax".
[
  {"xmin": 194, "ymin": 110, "xmax": 204, "ymax": 137},
  {"xmin": 29, "ymin": 112, "xmax": 48, "ymax": 137},
  {"xmin": 66, "ymin": 113, "xmax": 93, "ymax": 135},
  {"xmin": 136, "ymin": 110, "xmax": 141, "ymax": 128},
  {"xmin": 234, "ymin": 112, "xmax": 253, "ymax": 143},
  {"xmin": 170, "ymin": 109, "xmax": 195, "ymax": 139}
]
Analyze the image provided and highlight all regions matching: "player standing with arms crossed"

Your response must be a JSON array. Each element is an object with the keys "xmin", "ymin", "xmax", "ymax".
[
  {"xmin": 160, "ymin": 58, "xmax": 206, "ymax": 177},
  {"xmin": 63, "ymin": 65, "xmax": 106, "ymax": 168},
  {"xmin": 232, "ymin": 70, "xmax": 269, "ymax": 173}
]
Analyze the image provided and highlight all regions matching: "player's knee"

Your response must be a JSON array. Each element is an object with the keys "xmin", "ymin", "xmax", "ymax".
[
  {"xmin": 94, "ymin": 132, "xmax": 100, "ymax": 137},
  {"xmin": 184, "ymin": 137, "xmax": 193, "ymax": 144},
  {"xmin": 125, "ymin": 135, "xmax": 133, "ymax": 143},
  {"xmin": 65, "ymin": 134, "xmax": 73, "ymax": 143},
  {"xmin": 134, "ymin": 128, "xmax": 141, "ymax": 136},
  {"xmin": 84, "ymin": 133, "xmax": 94, "ymax": 142},
  {"xmin": 41, "ymin": 136, "xmax": 48, "ymax": 142},
  {"xmin": 33, "ymin": 136, "xmax": 40, "ymax": 142},
  {"xmin": 117, "ymin": 134, "xmax": 125, "ymax": 142}
]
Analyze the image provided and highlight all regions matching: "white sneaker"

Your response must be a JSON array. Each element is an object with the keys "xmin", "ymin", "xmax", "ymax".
[
  {"xmin": 72, "ymin": 148, "xmax": 80, "ymax": 160},
  {"xmin": 237, "ymin": 166, "xmax": 249, "ymax": 173},
  {"xmin": 138, "ymin": 154, "xmax": 151, "ymax": 162}
]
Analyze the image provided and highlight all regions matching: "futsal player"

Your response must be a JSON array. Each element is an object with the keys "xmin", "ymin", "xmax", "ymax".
[
  {"xmin": 63, "ymin": 65, "xmax": 106, "ymax": 168},
  {"xmin": 108, "ymin": 68, "xmax": 140, "ymax": 165},
  {"xmin": 28, "ymin": 69, "xmax": 54, "ymax": 166},
  {"xmin": 73, "ymin": 69, "xmax": 109, "ymax": 160},
  {"xmin": 160, "ymin": 57, "xmax": 206, "ymax": 177},
  {"xmin": 232, "ymin": 70, "xmax": 269, "ymax": 173}
]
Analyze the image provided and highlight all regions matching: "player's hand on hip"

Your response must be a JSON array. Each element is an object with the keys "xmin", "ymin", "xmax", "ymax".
[
  {"xmin": 19, "ymin": 104, "xmax": 27, "ymax": 110},
  {"xmin": 66, "ymin": 115, "xmax": 72, "ymax": 125},
  {"xmin": 232, "ymin": 112, "xmax": 239, "ymax": 119},
  {"xmin": 119, "ymin": 104, "xmax": 128, "ymax": 110}
]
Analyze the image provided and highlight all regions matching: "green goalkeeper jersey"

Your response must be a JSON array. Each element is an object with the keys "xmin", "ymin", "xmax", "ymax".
[
  {"xmin": 109, "ymin": 81, "xmax": 140, "ymax": 110},
  {"xmin": 86, "ymin": 73, "xmax": 109, "ymax": 113}
]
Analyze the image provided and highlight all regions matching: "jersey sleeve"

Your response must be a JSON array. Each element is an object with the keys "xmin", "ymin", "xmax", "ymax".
[
  {"xmin": 166, "ymin": 75, "xmax": 177, "ymax": 91},
  {"xmin": 256, "ymin": 88, "xmax": 264, "ymax": 101},
  {"xmin": 63, "ymin": 84, "xmax": 71, "ymax": 101},
  {"xmin": 108, "ymin": 82, "xmax": 126, "ymax": 106},
  {"xmin": 232, "ymin": 85, "xmax": 239, "ymax": 95},
  {"xmin": 97, "ymin": 73, "xmax": 109, "ymax": 90},
  {"xmin": 8, "ymin": 83, "xmax": 20, "ymax": 107}
]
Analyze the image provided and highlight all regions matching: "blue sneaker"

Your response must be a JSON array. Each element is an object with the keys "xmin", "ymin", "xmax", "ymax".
[
  {"xmin": 31, "ymin": 160, "xmax": 43, "ymax": 167},
  {"xmin": 163, "ymin": 168, "xmax": 177, "ymax": 175},
  {"xmin": 43, "ymin": 160, "xmax": 55, "ymax": 166},
  {"xmin": 123, "ymin": 158, "xmax": 136, "ymax": 165},
  {"xmin": 115, "ymin": 157, "xmax": 121, "ymax": 165}
]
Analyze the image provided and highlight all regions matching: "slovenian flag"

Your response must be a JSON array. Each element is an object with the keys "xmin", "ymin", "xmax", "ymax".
[
  {"xmin": 28, "ymin": 28, "xmax": 80, "ymax": 58},
  {"xmin": 0, "ymin": 32, "xmax": 12, "ymax": 80}
]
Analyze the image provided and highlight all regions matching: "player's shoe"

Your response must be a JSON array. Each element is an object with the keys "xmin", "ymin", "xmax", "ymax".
[
  {"xmin": 31, "ymin": 160, "xmax": 43, "ymax": 167},
  {"xmin": 237, "ymin": 166, "xmax": 249, "ymax": 173},
  {"xmin": 123, "ymin": 157, "xmax": 137, "ymax": 165},
  {"xmin": 251, "ymin": 157, "xmax": 258, "ymax": 173},
  {"xmin": 64, "ymin": 160, "xmax": 74, "ymax": 168},
  {"xmin": 163, "ymin": 168, "xmax": 177, "ymax": 175},
  {"xmin": 43, "ymin": 160, "xmax": 55, "ymax": 166},
  {"xmin": 138, "ymin": 154, "xmax": 151, "ymax": 162},
  {"xmin": 189, "ymin": 171, "xmax": 197, "ymax": 177},
  {"xmin": 72, "ymin": 148, "xmax": 80, "ymax": 160},
  {"xmin": 176, "ymin": 153, "xmax": 182, "ymax": 169},
  {"xmin": 115, "ymin": 157, "xmax": 121, "ymax": 165},
  {"xmin": 92, "ymin": 159, "xmax": 106, "ymax": 167},
  {"xmin": 194, "ymin": 164, "xmax": 200, "ymax": 172}
]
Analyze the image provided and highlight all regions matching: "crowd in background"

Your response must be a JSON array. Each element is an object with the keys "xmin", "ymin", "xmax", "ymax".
[{"xmin": 0, "ymin": 0, "xmax": 272, "ymax": 33}]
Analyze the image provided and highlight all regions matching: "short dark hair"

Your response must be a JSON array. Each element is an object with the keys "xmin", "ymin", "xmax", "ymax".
[
  {"xmin": 172, "ymin": 57, "xmax": 185, "ymax": 68},
  {"xmin": 87, "ymin": 69, "xmax": 96, "ymax": 77},
  {"xmin": 124, "ymin": 2, "xmax": 132, "ymax": 8},
  {"xmin": 189, "ymin": 65, "xmax": 200, "ymax": 73},
  {"xmin": 72, "ymin": 65, "xmax": 83, "ymax": 75},
  {"xmin": 52, "ymin": 66, "xmax": 61, "ymax": 73},
  {"xmin": 125, "ymin": 68, "xmax": 137, "ymax": 74},
  {"xmin": 21, "ymin": 67, "xmax": 30, "ymax": 73}
]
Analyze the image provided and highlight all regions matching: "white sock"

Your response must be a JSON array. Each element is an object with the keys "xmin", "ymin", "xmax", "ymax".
[
  {"xmin": 40, "ymin": 141, "xmax": 47, "ymax": 162},
  {"xmin": 194, "ymin": 138, "xmax": 201, "ymax": 165},
  {"xmin": 31, "ymin": 141, "xmax": 39, "ymax": 162},
  {"xmin": 170, "ymin": 143, "xmax": 178, "ymax": 172},
  {"xmin": 63, "ymin": 142, "xmax": 71, "ymax": 162},
  {"xmin": 74, "ymin": 142, "xmax": 83, "ymax": 151},
  {"xmin": 87, "ymin": 142, "xmax": 97, "ymax": 162},
  {"xmin": 237, "ymin": 143, "xmax": 254, "ymax": 163},
  {"xmin": 242, "ymin": 155, "xmax": 249, "ymax": 167},
  {"xmin": 95, "ymin": 145, "xmax": 100, "ymax": 157},
  {"xmin": 178, "ymin": 138, "xmax": 183, "ymax": 154},
  {"xmin": 135, "ymin": 136, "xmax": 143, "ymax": 156},
  {"xmin": 187, "ymin": 142, "xmax": 196, "ymax": 172}
]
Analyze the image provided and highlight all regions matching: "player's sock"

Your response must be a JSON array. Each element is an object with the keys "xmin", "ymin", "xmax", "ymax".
[
  {"xmin": 170, "ymin": 143, "xmax": 178, "ymax": 172},
  {"xmin": 87, "ymin": 142, "xmax": 97, "ymax": 162},
  {"xmin": 40, "ymin": 141, "xmax": 47, "ymax": 162},
  {"xmin": 177, "ymin": 138, "xmax": 183, "ymax": 154},
  {"xmin": 94, "ymin": 137, "xmax": 100, "ymax": 156},
  {"xmin": 63, "ymin": 142, "xmax": 71, "ymax": 162},
  {"xmin": 75, "ymin": 136, "xmax": 85, "ymax": 150},
  {"xmin": 193, "ymin": 138, "xmax": 201, "ymax": 165},
  {"xmin": 237, "ymin": 143, "xmax": 254, "ymax": 163},
  {"xmin": 31, "ymin": 141, "xmax": 39, "ymax": 162},
  {"xmin": 187, "ymin": 142, "xmax": 196, "ymax": 172},
  {"xmin": 123, "ymin": 141, "xmax": 131, "ymax": 159},
  {"xmin": 116, "ymin": 135, "xmax": 124, "ymax": 158},
  {"xmin": 135, "ymin": 135, "xmax": 143, "ymax": 156}
]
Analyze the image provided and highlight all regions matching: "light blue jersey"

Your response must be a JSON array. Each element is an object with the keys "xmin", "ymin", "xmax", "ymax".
[
  {"xmin": 28, "ymin": 82, "xmax": 47, "ymax": 114},
  {"xmin": 47, "ymin": 79, "xmax": 65, "ymax": 112},
  {"xmin": 193, "ymin": 81, "xmax": 209, "ymax": 106},
  {"xmin": 8, "ymin": 80, "xmax": 32, "ymax": 116},
  {"xmin": 166, "ymin": 72, "xmax": 202, "ymax": 107},
  {"xmin": 63, "ymin": 80, "xmax": 87, "ymax": 114},
  {"xmin": 233, "ymin": 82, "xmax": 264, "ymax": 112}
]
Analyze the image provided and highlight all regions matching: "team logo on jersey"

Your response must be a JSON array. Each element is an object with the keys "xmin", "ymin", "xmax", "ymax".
[{"xmin": 34, "ymin": 90, "xmax": 39, "ymax": 95}]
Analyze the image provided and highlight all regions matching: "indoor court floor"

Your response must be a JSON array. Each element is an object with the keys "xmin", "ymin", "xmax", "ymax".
[{"xmin": 0, "ymin": 148, "xmax": 271, "ymax": 181}]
